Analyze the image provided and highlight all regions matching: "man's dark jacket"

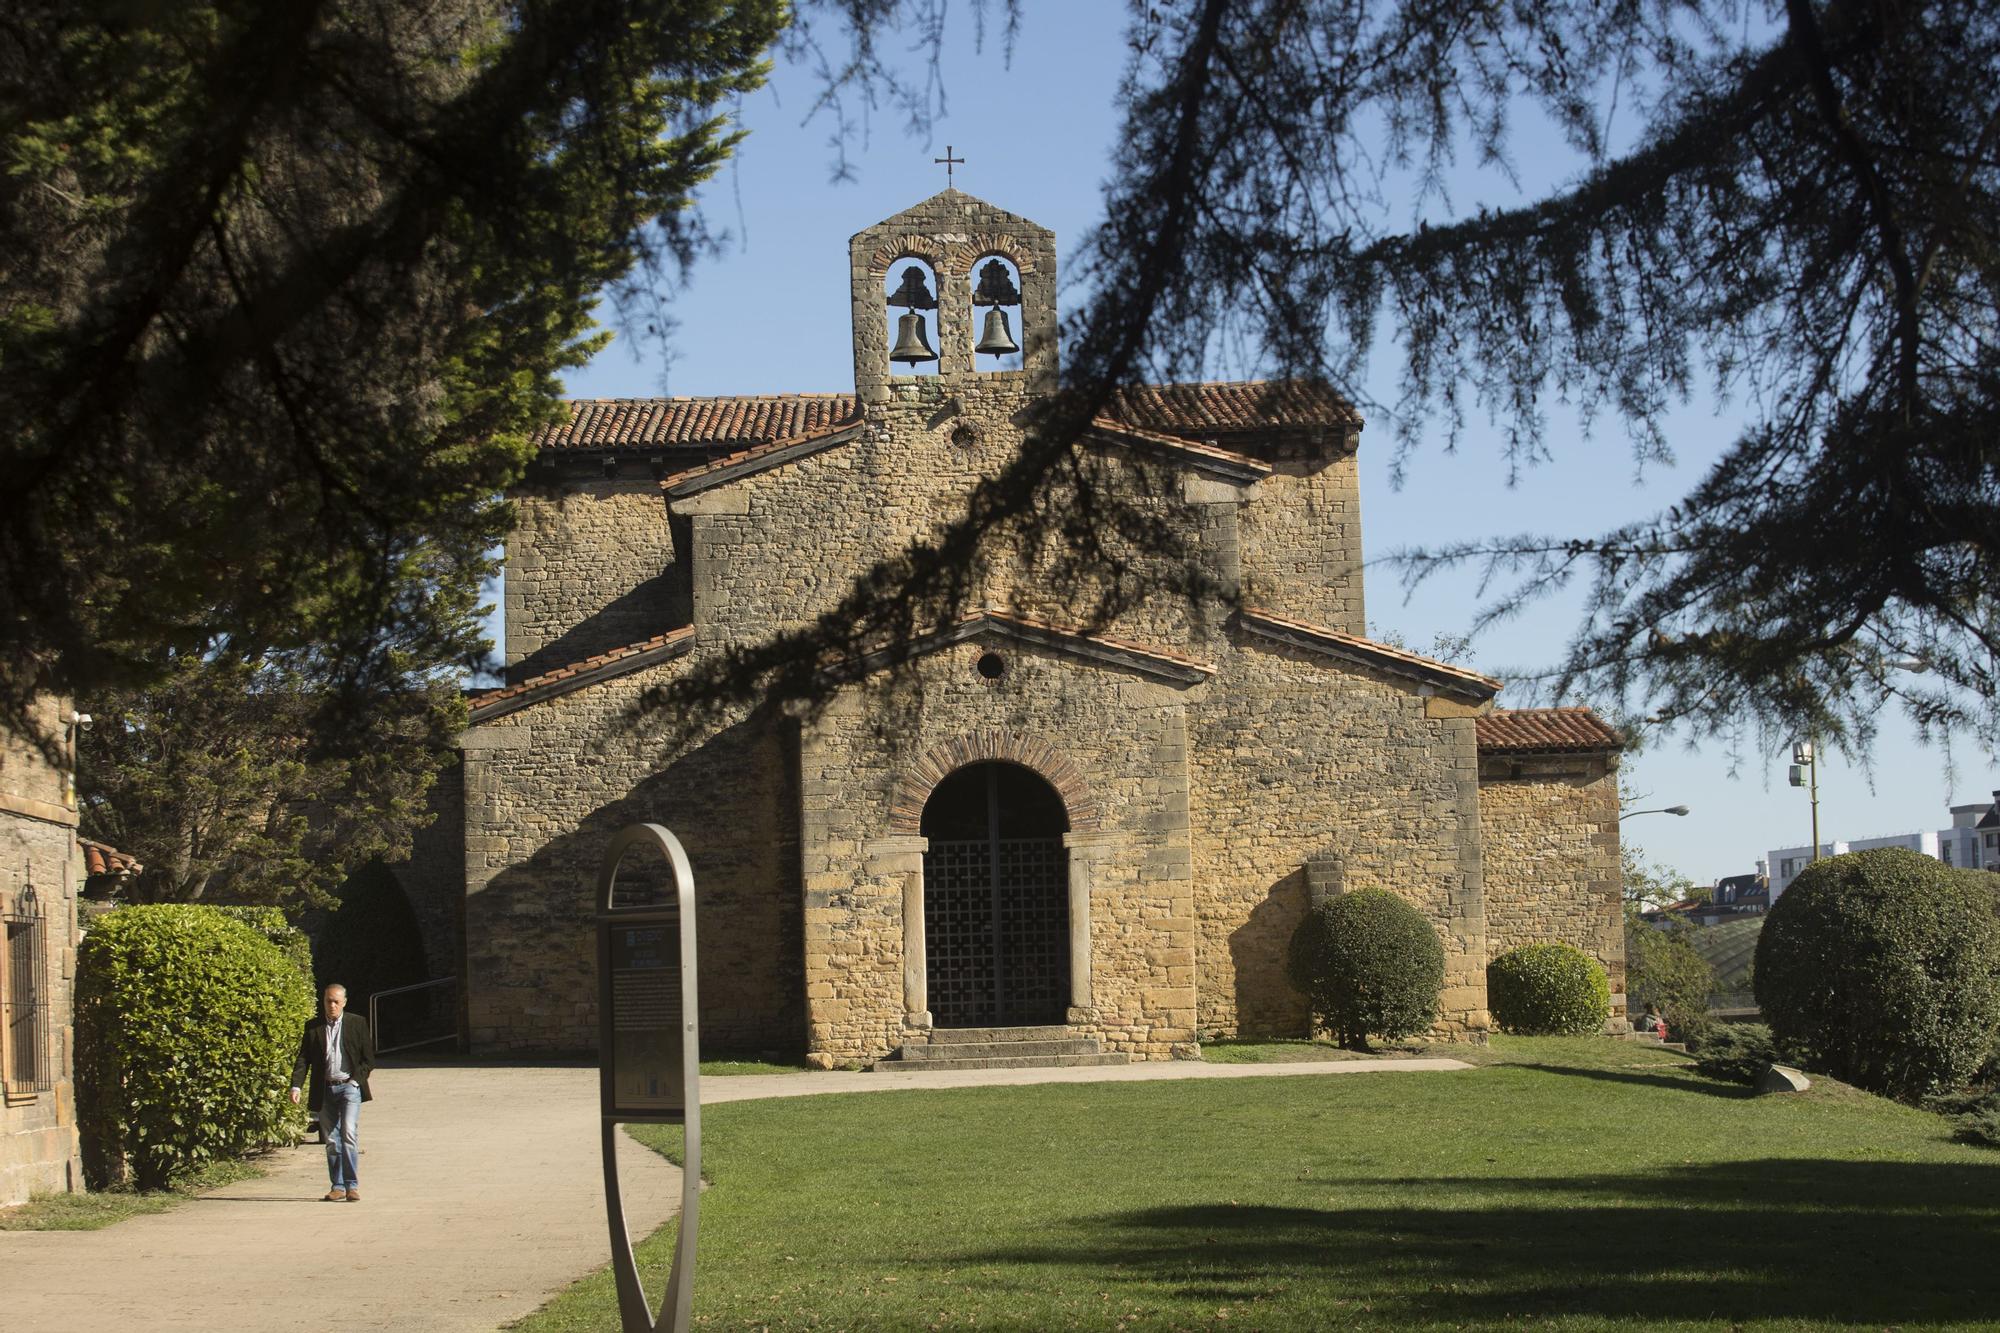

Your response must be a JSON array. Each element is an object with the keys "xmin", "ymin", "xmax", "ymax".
[{"xmin": 290, "ymin": 1012, "xmax": 376, "ymax": 1112}]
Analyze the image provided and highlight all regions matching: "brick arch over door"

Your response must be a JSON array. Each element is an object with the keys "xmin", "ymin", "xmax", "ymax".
[{"xmin": 888, "ymin": 730, "xmax": 1101, "ymax": 834}]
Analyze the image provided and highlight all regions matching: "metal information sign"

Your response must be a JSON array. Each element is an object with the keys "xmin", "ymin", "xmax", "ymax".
[{"xmin": 596, "ymin": 823, "xmax": 701, "ymax": 1333}]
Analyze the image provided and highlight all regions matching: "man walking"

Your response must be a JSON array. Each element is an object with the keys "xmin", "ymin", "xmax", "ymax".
[{"xmin": 290, "ymin": 982, "xmax": 375, "ymax": 1202}]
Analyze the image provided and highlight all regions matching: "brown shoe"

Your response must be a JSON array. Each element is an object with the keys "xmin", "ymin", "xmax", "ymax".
[
  {"xmin": 323, "ymin": 1189, "xmax": 346, "ymax": 1202},
  {"xmin": 344, "ymin": 1188, "xmax": 360, "ymax": 1202}
]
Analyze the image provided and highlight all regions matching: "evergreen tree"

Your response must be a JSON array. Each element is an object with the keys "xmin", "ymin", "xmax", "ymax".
[
  {"xmin": 0, "ymin": 0, "xmax": 785, "ymax": 741},
  {"xmin": 658, "ymin": 2, "xmax": 2000, "ymax": 763}
]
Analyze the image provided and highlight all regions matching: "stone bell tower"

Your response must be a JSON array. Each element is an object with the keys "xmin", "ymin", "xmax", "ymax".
[{"xmin": 849, "ymin": 189, "xmax": 1059, "ymax": 405}]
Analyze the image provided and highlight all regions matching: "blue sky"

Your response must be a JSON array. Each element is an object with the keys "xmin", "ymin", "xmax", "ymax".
[{"xmin": 543, "ymin": 6, "xmax": 1996, "ymax": 886}]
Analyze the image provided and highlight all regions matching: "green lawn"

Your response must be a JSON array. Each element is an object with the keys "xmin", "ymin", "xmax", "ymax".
[
  {"xmin": 701, "ymin": 1056, "xmax": 809, "ymax": 1077},
  {"xmin": 514, "ymin": 1037, "xmax": 2000, "ymax": 1331}
]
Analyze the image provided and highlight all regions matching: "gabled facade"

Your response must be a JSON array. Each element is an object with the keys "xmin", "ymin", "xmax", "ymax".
[{"xmin": 419, "ymin": 191, "xmax": 1626, "ymax": 1061}]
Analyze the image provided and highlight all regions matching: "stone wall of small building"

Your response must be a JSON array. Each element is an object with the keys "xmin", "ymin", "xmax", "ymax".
[
  {"xmin": 504, "ymin": 478, "xmax": 683, "ymax": 681},
  {"xmin": 459, "ymin": 667, "xmax": 801, "ymax": 1055},
  {"xmin": 1477, "ymin": 752, "xmax": 1626, "ymax": 1015},
  {"xmin": 1190, "ymin": 643, "xmax": 1489, "ymax": 1039},
  {"xmin": 0, "ymin": 695, "xmax": 83, "ymax": 1205}
]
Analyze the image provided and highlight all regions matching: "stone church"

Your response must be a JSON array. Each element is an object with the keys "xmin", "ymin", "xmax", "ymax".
[{"xmin": 414, "ymin": 190, "xmax": 1625, "ymax": 1065}]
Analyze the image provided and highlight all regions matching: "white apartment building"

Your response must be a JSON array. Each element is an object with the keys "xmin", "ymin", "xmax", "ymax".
[{"xmin": 1765, "ymin": 791, "xmax": 2000, "ymax": 902}]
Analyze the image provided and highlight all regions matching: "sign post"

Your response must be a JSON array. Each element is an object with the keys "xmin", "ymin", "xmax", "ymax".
[{"xmin": 596, "ymin": 823, "xmax": 701, "ymax": 1333}]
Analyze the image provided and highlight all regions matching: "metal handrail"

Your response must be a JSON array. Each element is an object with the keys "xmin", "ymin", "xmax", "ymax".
[{"xmin": 369, "ymin": 975, "xmax": 459, "ymax": 1055}]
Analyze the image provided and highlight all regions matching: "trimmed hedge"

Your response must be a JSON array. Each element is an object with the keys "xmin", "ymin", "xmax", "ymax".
[
  {"xmin": 1285, "ymin": 888, "xmax": 1444, "ymax": 1050},
  {"xmin": 1487, "ymin": 941, "xmax": 1611, "ymax": 1036},
  {"xmin": 1755, "ymin": 847, "xmax": 2000, "ymax": 1102},
  {"xmin": 76, "ymin": 905, "xmax": 314, "ymax": 1190},
  {"xmin": 215, "ymin": 905, "xmax": 316, "ymax": 1001}
]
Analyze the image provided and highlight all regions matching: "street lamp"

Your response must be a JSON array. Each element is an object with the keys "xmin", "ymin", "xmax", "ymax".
[
  {"xmin": 1620, "ymin": 805, "xmax": 1691, "ymax": 821},
  {"xmin": 1788, "ymin": 740, "xmax": 1821, "ymax": 862}
]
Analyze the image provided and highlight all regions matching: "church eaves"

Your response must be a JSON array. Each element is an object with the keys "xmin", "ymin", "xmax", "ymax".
[
  {"xmin": 1081, "ymin": 419, "xmax": 1270, "ymax": 482},
  {"xmin": 1238, "ymin": 608, "xmax": 1501, "ymax": 701},
  {"xmin": 467, "ymin": 627, "xmax": 695, "ymax": 723},
  {"xmin": 829, "ymin": 610, "xmax": 1216, "ymax": 687}
]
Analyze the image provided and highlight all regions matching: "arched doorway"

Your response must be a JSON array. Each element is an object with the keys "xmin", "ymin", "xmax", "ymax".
[{"xmin": 920, "ymin": 762, "xmax": 1070, "ymax": 1028}]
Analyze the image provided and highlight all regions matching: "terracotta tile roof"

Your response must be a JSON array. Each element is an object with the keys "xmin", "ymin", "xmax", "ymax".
[
  {"xmin": 80, "ymin": 838, "xmax": 141, "ymax": 877},
  {"xmin": 1239, "ymin": 608, "xmax": 1500, "ymax": 699},
  {"xmin": 539, "ymin": 394, "xmax": 858, "ymax": 451},
  {"xmin": 1106, "ymin": 379, "xmax": 1361, "ymax": 434},
  {"xmin": 541, "ymin": 378, "xmax": 1355, "ymax": 454},
  {"xmin": 468, "ymin": 628, "xmax": 695, "ymax": 723},
  {"xmin": 1476, "ymin": 707, "xmax": 1624, "ymax": 753}
]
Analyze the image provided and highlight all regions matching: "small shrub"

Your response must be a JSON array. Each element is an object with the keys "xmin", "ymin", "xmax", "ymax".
[
  {"xmin": 1625, "ymin": 912, "xmax": 1716, "ymax": 1043},
  {"xmin": 1692, "ymin": 1022, "xmax": 1786, "ymax": 1085},
  {"xmin": 1285, "ymin": 889, "xmax": 1445, "ymax": 1050},
  {"xmin": 1487, "ymin": 942, "xmax": 1611, "ymax": 1036},
  {"xmin": 76, "ymin": 905, "xmax": 314, "ymax": 1190},
  {"xmin": 1756, "ymin": 848, "xmax": 2000, "ymax": 1102},
  {"xmin": 1954, "ymin": 1095, "xmax": 2000, "ymax": 1148}
]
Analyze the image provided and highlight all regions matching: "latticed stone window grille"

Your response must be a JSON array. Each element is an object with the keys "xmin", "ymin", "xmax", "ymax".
[{"xmin": 3, "ymin": 883, "xmax": 51, "ymax": 1096}]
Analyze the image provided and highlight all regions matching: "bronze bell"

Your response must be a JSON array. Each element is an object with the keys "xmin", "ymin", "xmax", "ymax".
[
  {"xmin": 974, "ymin": 307, "xmax": 1020, "ymax": 357},
  {"xmin": 890, "ymin": 310, "xmax": 937, "ymax": 364}
]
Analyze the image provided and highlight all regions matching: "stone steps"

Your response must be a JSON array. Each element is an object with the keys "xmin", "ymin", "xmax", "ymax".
[
  {"xmin": 897, "ymin": 1038, "xmax": 1102, "ymax": 1062},
  {"xmin": 926, "ymin": 1025, "xmax": 1072, "ymax": 1044},
  {"xmin": 871, "ymin": 1026, "xmax": 1130, "ymax": 1073}
]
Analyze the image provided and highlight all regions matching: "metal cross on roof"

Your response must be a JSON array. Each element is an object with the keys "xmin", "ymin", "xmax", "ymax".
[{"xmin": 933, "ymin": 145, "xmax": 965, "ymax": 187}]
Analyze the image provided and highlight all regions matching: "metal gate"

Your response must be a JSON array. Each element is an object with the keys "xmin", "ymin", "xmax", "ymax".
[{"xmin": 923, "ymin": 834, "xmax": 1068, "ymax": 1028}]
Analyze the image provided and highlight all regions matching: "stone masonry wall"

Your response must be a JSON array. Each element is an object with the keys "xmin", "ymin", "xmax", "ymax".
[
  {"xmin": 460, "ymin": 664, "xmax": 800, "ymax": 1055},
  {"xmin": 675, "ymin": 387, "xmax": 1245, "ymax": 665},
  {"xmin": 504, "ymin": 479, "xmax": 682, "ymax": 681},
  {"xmin": 1190, "ymin": 642, "xmax": 1489, "ymax": 1039},
  {"xmin": 796, "ymin": 639, "xmax": 1199, "ymax": 1064},
  {"xmin": 1, "ymin": 694, "xmax": 83, "ymax": 1205},
  {"xmin": 1478, "ymin": 753, "xmax": 1625, "ymax": 1014},
  {"xmin": 1238, "ymin": 448, "xmax": 1366, "ymax": 636}
]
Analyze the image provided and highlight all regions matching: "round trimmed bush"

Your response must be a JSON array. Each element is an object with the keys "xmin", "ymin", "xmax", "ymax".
[
  {"xmin": 76, "ymin": 904, "xmax": 315, "ymax": 1189},
  {"xmin": 1285, "ymin": 888, "xmax": 1445, "ymax": 1050},
  {"xmin": 1755, "ymin": 848, "xmax": 2000, "ymax": 1101},
  {"xmin": 1487, "ymin": 941, "xmax": 1611, "ymax": 1035}
]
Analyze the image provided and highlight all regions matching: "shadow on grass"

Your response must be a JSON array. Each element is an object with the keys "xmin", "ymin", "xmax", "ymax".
[
  {"xmin": 1509, "ymin": 1061, "xmax": 1754, "ymax": 1099},
  {"xmin": 962, "ymin": 1159, "xmax": 2000, "ymax": 1324}
]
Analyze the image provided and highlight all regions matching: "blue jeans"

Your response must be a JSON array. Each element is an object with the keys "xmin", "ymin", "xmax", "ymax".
[{"xmin": 319, "ymin": 1082, "xmax": 362, "ymax": 1190}]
